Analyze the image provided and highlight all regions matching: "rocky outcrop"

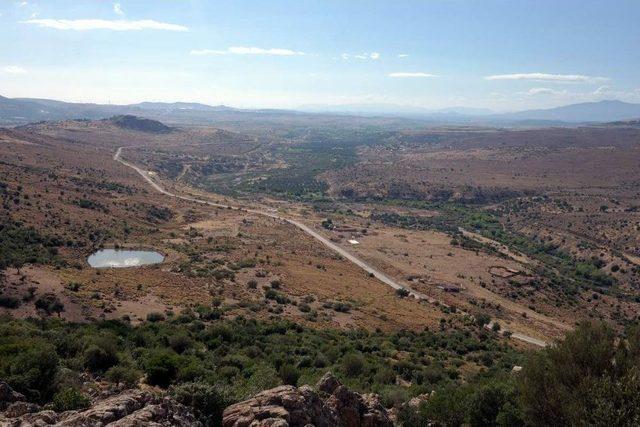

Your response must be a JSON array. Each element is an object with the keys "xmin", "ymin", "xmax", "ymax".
[
  {"xmin": 222, "ymin": 372, "xmax": 392, "ymax": 427},
  {"xmin": 0, "ymin": 381, "xmax": 26, "ymax": 411},
  {"xmin": 0, "ymin": 386, "xmax": 200, "ymax": 427}
]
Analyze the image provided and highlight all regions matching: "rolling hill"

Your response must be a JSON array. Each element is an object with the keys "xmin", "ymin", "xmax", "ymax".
[{"xmin": 1, "ymin": 94, "xmax": 639, "ymax": 126}]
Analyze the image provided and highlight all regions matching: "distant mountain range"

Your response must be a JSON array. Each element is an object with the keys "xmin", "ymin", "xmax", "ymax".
[
  {"xmin": 0, "ymin": 95, "xmax": 238, "ymax": 125},
  {"xmin": 298, "ymin": 103, "xmax": 495, "ymax": 117},
  {"xmin": 1, "ymin": 95, "xmax": 639, "ymax": 126},
  {"xmin": 493, "ymin": 100, "xmax": 640, "ymax": 123},
  {"xmin": 302, "ymin": 100, "xmax": 640, "ymax": 124}
]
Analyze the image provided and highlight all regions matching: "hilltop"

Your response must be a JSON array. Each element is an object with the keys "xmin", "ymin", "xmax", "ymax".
[{"xmin": 105, "ymin": 115, "xmax": 173, "ymax": 134}]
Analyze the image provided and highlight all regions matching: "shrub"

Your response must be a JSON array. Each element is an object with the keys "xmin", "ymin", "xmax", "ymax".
[
  {"xmin": 313, "ymin": 353, "xmax": 329, "ymax": 368},
  {"xmin": 146, "ymin": 312, "xmax": 165, "ymax": 322},
  {"xmin": 519, "ymin": 321, "xmax": 640, "ymax": 426},
  {"xmin": 52, "ymin": 387, "xmax": 90, "ymax": 412},
  {"xmin": 0, "ymin": 295, "xmax": 20, "ymax": 309},
  {"xmin": 467, "ymin": 380, "xmax": 523, "ymax": 427},
  {"xmin": 421, "ymin": 384, "xmax": 473, "ymax": 427},
  {"xmin": 374, "ymin": 367, "xmax": 396, "ymax": 385},
  {"xmin": 342, "ymin": 353, "xmax": 365, "ymax": 377},
  {"xmin": 143, "ymin": 349, "xmax": 179, "ymax": 387},
  {"xmin": 35, "ymin": 293, "xmax": 64, "ymax": 316},
  {"xmin": 278, "ymin": 364, "xmax": 300, "ymax": 386},
  {"xmin": 380, "ymin": 386, "xmax": 409, "ymax": 408},
  {"xmin": 67, "ymin": 282, "xmax": 81, "ymax": 292},
  {"xmin": 4, "ymin": 341, "xmax": 59, "ymax": 402},
  {"xmin": 298, "ymin": 303, "xmax": 311, "ymax": 313},
  {"xmin": 168, "ymin": 334, "xmax": 194, "ymax": 354},
  {"xmin": 395, "ymin": 288, "xmax": 410, "ymax": 298},
  {"xmin": 83, "ymin": 337, "xmax": 119, "ymax": 373},
  {"xmin": 105, "ymin": 365, "xmax": 142, "ymax": 387},
  {"xmin": 475, "ymin": 313, "xmax": 491, "ymax": 328},
  {"xmin": 172, "ymin": 382, "xmax": 232, "ymax": 427}
]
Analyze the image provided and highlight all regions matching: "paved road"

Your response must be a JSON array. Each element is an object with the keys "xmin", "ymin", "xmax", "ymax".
[{"xmin": 114, "ymin": 147, "xmax": 547, "ymax": 347}]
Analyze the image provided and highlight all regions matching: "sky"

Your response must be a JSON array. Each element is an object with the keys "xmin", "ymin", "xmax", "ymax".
[{"xmin": 1, "ymin": 0, "xmax": 639, "ymax": 111}]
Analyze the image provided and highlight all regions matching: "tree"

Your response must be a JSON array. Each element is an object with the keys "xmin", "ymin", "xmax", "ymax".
[
  {"xmin": 519, "ymin": 321, "xmax": 640, "ymax": 426},
  {"xmin": 35, "ymin": 293, "xmax": 64, "ymax": 316},
  {"xmin": 4, "ymin": 341, "xmax": 59, "ymax": 402},
  {"xmin": 143, "ymin": 349, "xmax": 179, "ymax": 387},
  {"xmin": 420, "ymin": 385, "xmax": 472, "ymax": 427}
]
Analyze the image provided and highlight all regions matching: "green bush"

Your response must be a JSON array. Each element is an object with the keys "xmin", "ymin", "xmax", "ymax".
[
  {"xmin": 420, "ymin": 384, "xmax": 473, "ymax": 427},
  {"xmin": 278, "ymin": 364, "xmax": 300, "ymax": 386},
  {"xmin": 52, "ymin": 387, "xmax": 90, "ymax": 412},
  {"xmin": 518, "ymin": 322, "xmax": 640, "ymax": 426},
  {"xmin": 35, "ymin": 293, "xmax": 64, "ymax": 316},
  {"xmin": 143, "ymin": 349, "xmax": 179, "ymax": 387},
  {"xmin": 172, "ymin": 382, "xmax": 232, "ymax": 427},
  {"xmin": 168, "ymin": 334, "xmax": 194, "ymax": 354},
  {"xmin": 342, "ymin": 352, "xmax": 365, "ymax": 377},
  {"xmin": 467, "ymin": 380, "xmax": 523, "ymax": 427},
  {"xmin": 83, "ymin": 337, "xmax": 119, "ymax": 373},
  {"xmin": 146, "ymin": 312, "xmax": 166, "ymax": 322},
  {"xmin": 105, "ymin": 365, "xmax": 142, "ymax": 387},
  {"xmin": 0, "ymin": 296, "xmax": 20, "ymax": 309},
  {"xmin": 2, "ymin": 340, "xmax": 59, "ymax": 402}
]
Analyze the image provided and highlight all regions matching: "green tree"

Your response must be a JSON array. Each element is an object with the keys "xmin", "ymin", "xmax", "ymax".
[{"xmin": 519, "ymin": 322, "xmax": 640, "ymax": 426}]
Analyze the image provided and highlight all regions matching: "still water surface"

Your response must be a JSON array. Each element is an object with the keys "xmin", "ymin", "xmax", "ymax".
[{"xmin": 87, "ymin": 249, "xmax": 164, "ymax": 268}]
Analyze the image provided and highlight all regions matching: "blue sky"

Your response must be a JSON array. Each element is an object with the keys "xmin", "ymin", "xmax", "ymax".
[{"xmin": 1, "ymin": 0, "xmax": 639, "ymax": 111}]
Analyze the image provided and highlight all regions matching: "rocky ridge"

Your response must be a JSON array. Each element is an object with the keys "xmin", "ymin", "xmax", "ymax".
[
  {"xmin": 222, "ymin": 372, "xmax": 392, "ymax": 427},
  {"xmin": 0, "ymin": 382, "xmax": 199, "ymax": 427}
]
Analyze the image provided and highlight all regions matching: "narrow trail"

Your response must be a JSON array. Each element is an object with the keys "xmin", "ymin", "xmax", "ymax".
[{"xmin": 114, "ymin": 147, "xmax": 548, "ymax": 347}]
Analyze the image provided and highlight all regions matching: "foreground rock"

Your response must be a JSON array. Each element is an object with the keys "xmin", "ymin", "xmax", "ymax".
[
  {"xmin": 0, "ymin": 381, "xmax": 26, "ymax": 411},
  {"xmin": 222, "ymin": 372, "xmax": 392, "ymax": 427},
  {"xmin": 0, "ymin": 386, "xmax": 200, "ymax": 427}
]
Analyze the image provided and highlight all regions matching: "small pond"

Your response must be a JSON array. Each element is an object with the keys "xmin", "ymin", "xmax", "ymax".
[{"xmin": 87, "ymin": 249, "xmax": 164, "ymax": 268}]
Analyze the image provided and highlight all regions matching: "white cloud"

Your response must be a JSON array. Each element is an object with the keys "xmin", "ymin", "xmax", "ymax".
[
  {"xmin": 593, "ymin": 85, "xmax": 611, "ymax": 95},
  {"xmin": 346, "ymin": 52, "xmax": 380, "ymax": 60},
  {"xmin": 113, "ymin": 3, "xmax": 124, "ymax": 16},
  {"xmin": 18, "ymin": 1, "xmax": 28, "ymax": 7},
  {"xmin": 190, "ymin": 46, "xmax": 306, "ymax": 56},
  {"xmin": 389, "ymin": 72, "xmax": 436, "ymax": 78},
  {"xmin": 21, "ymin": 18, "xmax": 188, "ymax": 31},
  {"xmin": 485, "ymin": 73, "xmax": 608, "ymax": 83},
  {"xmin": 398, "ymin": 54, "xmax": 409, "ymax": 58},
  {"xmin": 520, "ymin": 87, "xmax": 568, "ymax": 96},
  {"xmin": 2, "ymin": 65, "xmax": 27, "ymax": 74}
]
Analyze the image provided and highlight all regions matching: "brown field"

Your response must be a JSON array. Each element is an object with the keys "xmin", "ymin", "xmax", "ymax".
[
  {"xmin": 0, "ymin": 122, "xmax": 450, "ymax": 332},
  {"xmin": 3, "ymin": 119, "xmax": 640, "ymax": 345}
]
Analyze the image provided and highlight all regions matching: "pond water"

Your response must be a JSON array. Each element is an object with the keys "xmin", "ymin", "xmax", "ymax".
[{"xmin": 87, "ymin": 249, "xmax": 164, "ymax": 268}]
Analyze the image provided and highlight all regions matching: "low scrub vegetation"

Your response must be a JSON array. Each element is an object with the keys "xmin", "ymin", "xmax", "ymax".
[
  {"xmin": 0, "ymin": 315, "xmax": 516, "ymax": 419},
  {"xmin": 2, "ymin": 313, "xmax": 634, "ymax": 425}
]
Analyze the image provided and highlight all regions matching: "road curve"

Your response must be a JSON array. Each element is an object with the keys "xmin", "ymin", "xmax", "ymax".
[{"xmin": 114, "ymin": 147, "xmax": 547, "ymax": 347}]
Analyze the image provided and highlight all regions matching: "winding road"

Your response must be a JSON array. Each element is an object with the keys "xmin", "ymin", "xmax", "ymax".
[{"xmin": 114, "ymin": 147, "xmax": 547, "ymax": 347}]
